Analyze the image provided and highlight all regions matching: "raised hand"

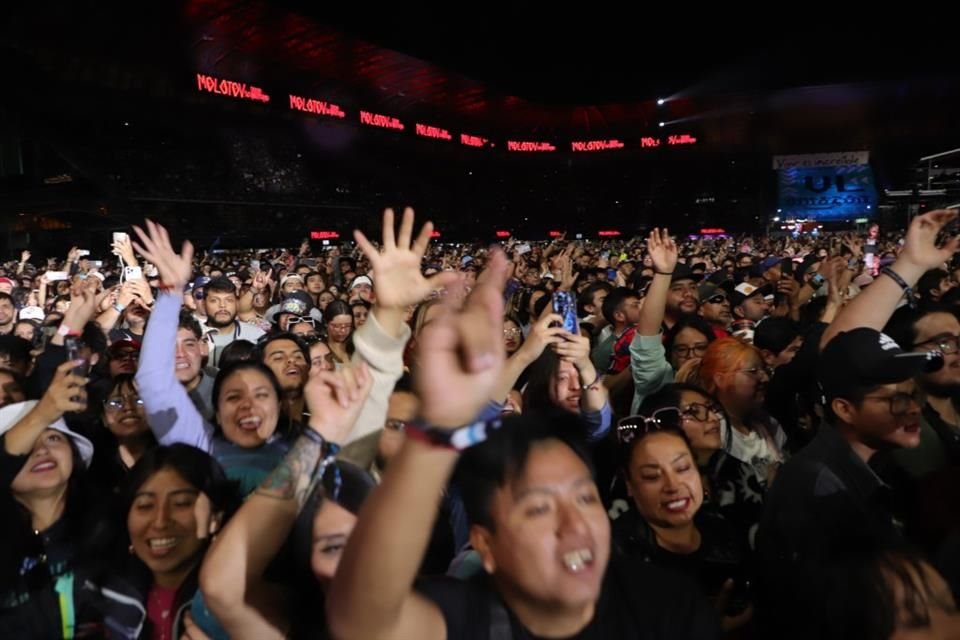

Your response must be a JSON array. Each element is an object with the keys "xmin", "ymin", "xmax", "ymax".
[
  {"xmin": 305, "ymin": 363, "xmax": 373, "ymax": 444},
  {"xmin": 37, "ymin": 360, "xmax": 89, "ymax": 419},
  {"xmin": 251, "ymin": 268, "xmax": 272, "ymax": 292},
  {"xmin": 128, "ymin": 278, "xmax": 155, "ymax": 308},
  {"xmin": 518, "ymin": 305, "xmax": 565, "ymax": 362},
  {"xmin": 899, "ymin": 209, "xmax": 960, "ymax": 272},
  {"xmin": 647, "ymin": 228, "xmax": 679, "ymax": 274},
  {"xmin": 415, "ymin": 250, "xmax": 510, "ymax": 428},
  {"xmin": 20, "ymin": 250, "xmax": 30, "ymax": 264},
  {"xmin": 131, "ymin": 219, "xmax": 194, "ymax": 290},
  {"xmin": 62, "ymin": 284, "xmax": 97, "ymax": 330},
  {"xmin": 112, "ymin": 234, "xmax": 138, "ymax": 266},
  {"xmin": 353, "ymin": 207, "xmax": 460, "ymax": 309}
]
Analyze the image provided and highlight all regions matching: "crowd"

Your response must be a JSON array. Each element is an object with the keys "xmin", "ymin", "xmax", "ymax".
[{"xmin": 2, "ymin": 207, "xmax": 960, "ymax": 639}]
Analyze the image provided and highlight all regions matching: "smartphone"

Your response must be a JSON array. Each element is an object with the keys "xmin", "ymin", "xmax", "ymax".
[
  {"xmin": 809, "ymin": 272, "xmax": 826, "ymax": 288},
  {"xmin": 780, "ymin": 259, "xmax": 794, "ymax": 278},
  {"xmin": 552, "ymin": 291, "xmax": 579, "ymax": 334},
  {"xmin": 46, "ymin": 271, "xmax": 69, "ymax": 281},
  {"xmin": 77, "ymin": 250, "xmax": 90, "ymax": 257},
  {"xmin": 91, "ymin": 260, "xmax": 103, "ymax": 269},
  {"xmin": 515, "ymin": 243, "xmax": 532, "ymax": 256},
  {"xmin": 250, "ymin": 259, "xmax": 261, "ymax": 272},
  {"xmin": 124, "ymin": 266, "xmax": 143, "ymax": 281},
  {"xmin": 113, "ymin": 232, "xmax": 129, "ymax": 244},
  {"xmin": 63, "ymin": 336, "xmax": 89, "ymax": 406}
]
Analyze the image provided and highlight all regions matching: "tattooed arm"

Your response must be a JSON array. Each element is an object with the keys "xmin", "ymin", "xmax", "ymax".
[{"xmin": 199, "ymin": 365, "xmax": 373, "ymax": 639}]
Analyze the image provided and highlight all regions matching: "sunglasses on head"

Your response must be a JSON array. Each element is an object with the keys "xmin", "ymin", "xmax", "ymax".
[{"xmin": 616, "ymin": 408, "xmax": 683, "ymax": 444}]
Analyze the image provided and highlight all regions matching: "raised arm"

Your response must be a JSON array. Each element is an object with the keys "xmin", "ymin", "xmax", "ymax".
[
  {"xmin": 346, "ymin": 207, "xmax": 460, "ymax": 445},
  {"xmin": 637, "ymin": 228, "xmax": 678, "ymax": 336},
  {"xmin": 821, "ymin": 210, "xmax": 959, "ymax": 348},
  {"xmin": 327, "ymin": 251, "xmax": 510, "ymax": 640},
  {"xmin": 200, "ymin": 364, "xmax": 372, "ymax": 639},
  {"xmin": 132, "ymin": 220, "xmax": 212, "ymax": 450}
]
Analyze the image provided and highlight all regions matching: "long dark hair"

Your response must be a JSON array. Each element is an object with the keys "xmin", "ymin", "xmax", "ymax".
[
  {"xmin": 0, "ymin": 437, "xmax": 104, "ymax": 593},
  {"xmin": 522, "ymin": 348, "xmax": 564, "ymax": 414},
  {"xmin": 117, "ymin": 444, "xmax": 241, "ymax": 586}
]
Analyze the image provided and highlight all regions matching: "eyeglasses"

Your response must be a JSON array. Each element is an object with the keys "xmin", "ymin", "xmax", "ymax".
[
  {"xmin": 104, "ymin": 397, "xmax": 144, "ymax": 411},
  {"xmin": 679, "ymin": 402, "xmax": 724, "ymax": 422},
  {"xmin": 288, "ymin": 316, "xmax": 315, "ymax": 327},
  {"xmin": 616, "ymin": 408, "xmax": 683, "ymax": 444},
  {"xmin": 863, "ymin": 389, "xmax": 926, "ymax": 416},
  {"xmin": 672, "ymin": 343, "xmax": 709, "ymax": 358},
  {"xmin": 328, "ymin": 322, "xmax": 352, "ymax": 332},
  {"xmin": 385, "ymin": 419, "xmax": 406, "ymax": 432},
  {"xmin": 703, "ymin": 294, "xmax": 728, "ymax": 305},
  {"xmin": 737, "ymin": 366, "xmax": 773, "ymax": 380},
  {"xmin": 503, "ymin": 328, "xmax": 522, "ymax": 338},
  {"xmin": 913, "ymin": 334, "xmax": 960, "ymax": 355}
]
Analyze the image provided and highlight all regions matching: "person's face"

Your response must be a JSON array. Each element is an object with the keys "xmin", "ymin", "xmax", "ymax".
[
  {"xmin": 311, "ymin": 499, "xmax": 357, "ymax": 589},
  {"xmin": 306, "ymin": 274, "xmax": 325, "ymax": 294},
  {"xmin": 588, "ymin": 289, "xmax": 608, "ymax": 316},
  {"xmin": 670, "ymin": 327, "xmax": 710, "ymax": 371},
  {"xmin": 127, "ymin": 467, "xmax": 206, "ymax": 588},
  {"xmin": 838, "ymin": 380, "xmax": 924, "ymax": 449},
  {"xmin": 617, "ymin": 296, "xmax": 643, "ymax": 326},
  {"xmin": 309, "ymin": 341, "xmax": 334, "ymax": 373},
  {"xmin": 378, "ymin": 391, "xmax": 418, "ymax": 465},
  {"xmin": 11, "ymin": 429, "xmax": 74, "ymax": 498},
  {"xmin": 0, "ymin": 298, "xmax": 15, "ymax": 325},
  {"xmin": 54, "ymin": 299, "xmax": 70, "ymax": 314},
  {"xmin": 326, "ymin": 315, "xmax": 353, "ymax": 344},
  {"xmin": 216, "ymin": 368, "xmax": 280, "ymax": 448},
  {"xmin": 888, "ymin": 560, "xmax": 960, "ymax": 640},
  {"xmin": 936, "ymin": 277, "xmax": 955, "ymax": 300},
  {"xmin": 625, "ymin": 432, "xmax": 703, "ymax": 529},
  {"xmin": 463, "ymin": 270, "xmax": 478, "ymax": 289},
  {"xmin": 666, "ymin": 279, "xmax": 699, "ymax": 316},
  {"xmin": 318, "ymin": 292, "xmax": 335, "ymax": 311},
  {"xmin": 913, "ymin": 312, "xmax": 960, "ymax": 393},
  {"xmin": 0, "ymin": 370, "xmax": 26, "ymax": 408},
  {"xmin": 175, "ymin": 328, "xmax": 207, "ymax": 385},
  {"xmin": 550, "ymin": 360, "xmax": 582, "ymax": 413},
  {"xmin": 262, "ymin": 339, "xmax": 308, "ymax": 392},
  {"xmin": 523, "ymin": 270, "xmax": 540, "ymax": 287},
  {"xmin": 620, "ymin": 263, "xmax": 635, "ymax": 277},
  {"xmin": 763, "ymin": 263, "xmax": 782, "ymax": 283},
  {"xmin": 290, "ymin": 321, "xmax": 316, "ymax": 338},
  {"xmin": 14, "ymin": 322, "xmax": 35, "ymax": 343},
  {"xmin": 869, "ymin": 224, "xmax": 879, "ymax": 239},
  {"xmin": 737, "ymin": 256, "xmax": 753, "ymax": 268},
  {"xmin": 203, "ymin": 290, "xmax": 237, "ymax": 328},
  {"xmin": 282, "ymin": 279, "xmax": 304, "ymax": 295},
  {"xmin": 770, "ymin": 335, "xmax": 803, "ymax": 368},
  {"xmin": 352, "ymin": 305, "xmax": 368, "ymax": 328},
  {"xmin": 736, "ymin": 294, "xmax": 769, "ymax": 322},
  {"xmin": 228, "ymin": 276, "xmax": 242, "ymax": 292},
  {"xmin": 677, "ymin": 390, "xmax": 723, "ymax": 455},
  {"xmin": 715, "ymin": 352, "xmax": 769, "ymax": 416},
  {"xmin": 503, "ymin": 319, "xmax": 522, "ymax": 354},
  {"xmin": 351, "ymin": 283, "xmax": 373, "ymax": 302},
  {"xmin": 103, "ymin": 382, "xmax": 148, "ymax": 439},
  {"xmin": 108, "ymin": 346, "xmax": 140, "ymax": 377},
  {"xmin": 472, "ymin": 440, "xmax": 610, "ymax": 614},
  {"xmin": 699, "ymin": 293, "xmax": 732, "ymax": 326}
]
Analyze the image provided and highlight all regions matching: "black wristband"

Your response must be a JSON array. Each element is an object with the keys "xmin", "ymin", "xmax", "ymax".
[
  {"xmin": 654, "ymin": 270, "xmax": 673, "ymax": 276},
  {"xmin": 880, "ymin": 267, "xmax": 916, "ymax": 308}
]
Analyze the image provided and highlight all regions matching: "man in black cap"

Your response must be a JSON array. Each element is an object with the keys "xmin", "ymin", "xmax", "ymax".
[
  {"xmin": 729, "ymin": 282, "xmax": 771, "ymax": 324},
  {"xmin": 757, "ymin": 327, "xmax": 942, "ymax": 632}
]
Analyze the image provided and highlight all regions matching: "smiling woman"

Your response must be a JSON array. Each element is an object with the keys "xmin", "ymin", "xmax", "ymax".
[{"xmin": 99, "ymin": 444, "xmax": 240, "ymax": 640}]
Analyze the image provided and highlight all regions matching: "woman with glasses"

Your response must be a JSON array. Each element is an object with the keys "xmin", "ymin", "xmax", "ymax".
[
  {"xmin": 613, "ymin": 399, "xmax": 750, "ymax": 633},
  {"xmin": 89, "ymin": 374, "xmax": 157, "ymax": 493},
  {"xmin": 696, "ymin": 337, "xmax": 787, "ymax": 551},
  {"xmin": 502, "ymin": 313, "xmax": 524, "ymax": 357}
]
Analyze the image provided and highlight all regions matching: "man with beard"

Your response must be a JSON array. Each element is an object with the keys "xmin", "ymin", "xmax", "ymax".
[
  {"xmin": 663, "ymin": 264, "xmax": 701, "ymax": 331},
  {"xmin": 201, "ymin": 277, "xmax": 264, "ymax": 368}
]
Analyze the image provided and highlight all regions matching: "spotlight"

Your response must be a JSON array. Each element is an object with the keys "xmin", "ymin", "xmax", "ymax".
[
  {"xmin": 658, "ymin": 122, "xmax": 665, "ymax": 128},
  {"xmin": 657, "ymin": 98, "xmax": 665, "ymax": 106}
]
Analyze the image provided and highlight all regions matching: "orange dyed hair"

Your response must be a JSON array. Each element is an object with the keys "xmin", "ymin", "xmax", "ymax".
[{"xmin": 698, "ymin": 336, "xmax": 762, "ymax": 395}]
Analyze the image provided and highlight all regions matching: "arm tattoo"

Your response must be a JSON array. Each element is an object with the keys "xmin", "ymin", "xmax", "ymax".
[{"xmin": 255, "ymin": 434, "xmax": 323, "ymax": 507}]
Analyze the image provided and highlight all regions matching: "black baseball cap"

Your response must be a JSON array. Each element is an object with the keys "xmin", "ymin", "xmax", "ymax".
[{"xmin": 818, "ymin": 328, "xmax": 943, "ymax": 401}]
